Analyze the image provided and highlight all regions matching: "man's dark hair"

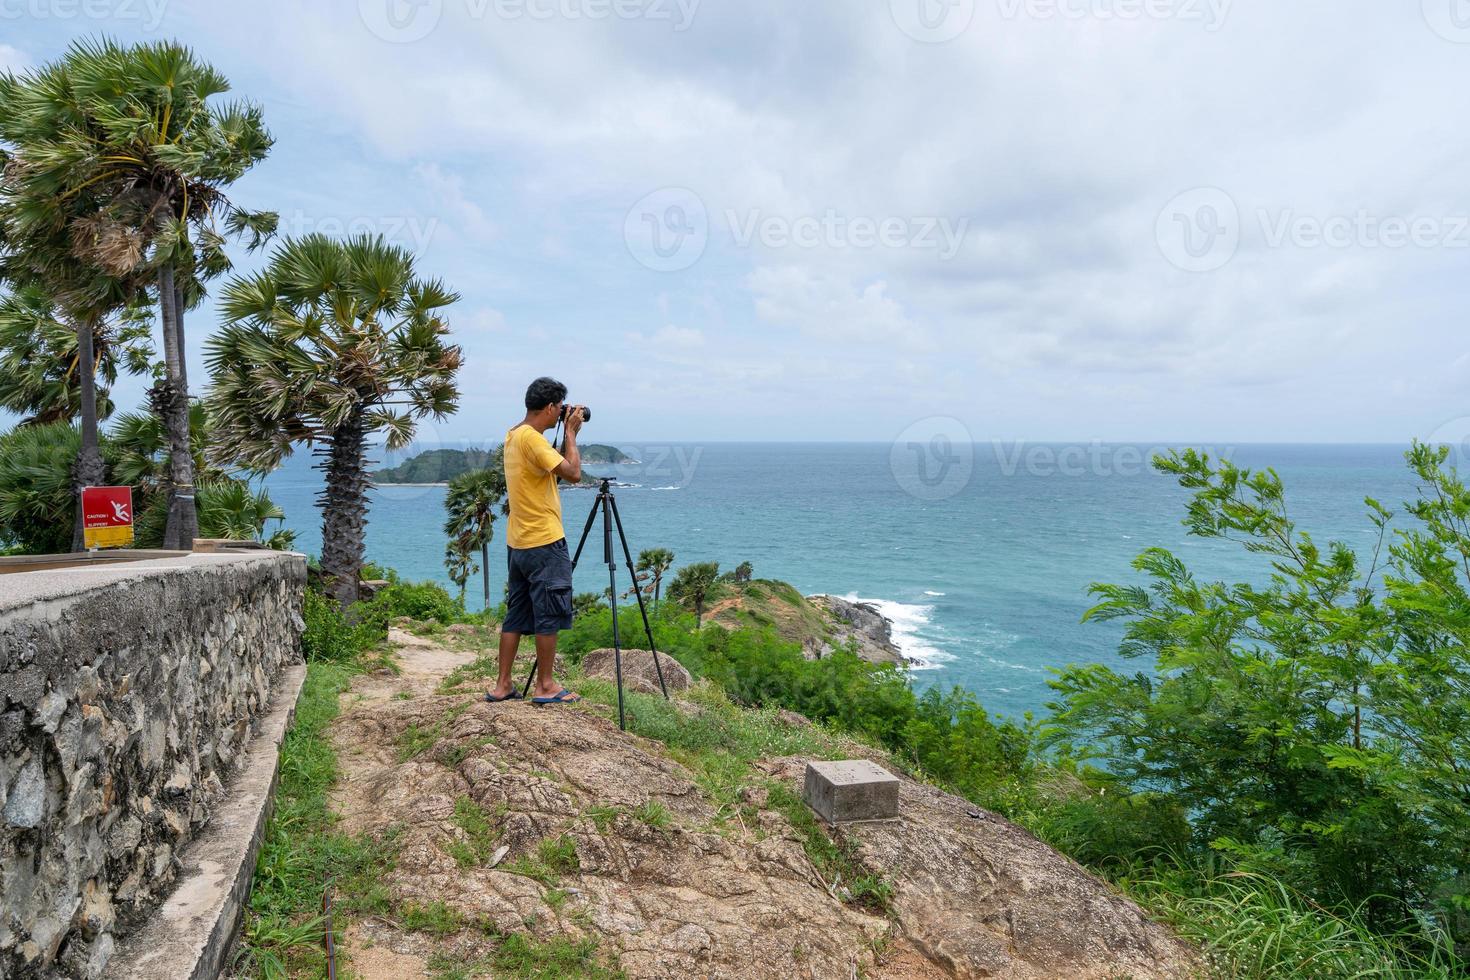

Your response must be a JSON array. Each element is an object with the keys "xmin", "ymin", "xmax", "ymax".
[{"xmin": 525, "ymin": 376, "xmax": 568, "ymax": 411}]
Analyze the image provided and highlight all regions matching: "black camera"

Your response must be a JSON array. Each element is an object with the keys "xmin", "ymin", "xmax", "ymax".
[{"xmin": 559, "ymin": 404, "xmax": 591, "ymax": 423}]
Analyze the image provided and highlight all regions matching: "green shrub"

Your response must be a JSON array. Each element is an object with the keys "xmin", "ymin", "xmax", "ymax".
[{"xmin": 301, "ymin": 587, "xmax": 378, "ymax": 663}]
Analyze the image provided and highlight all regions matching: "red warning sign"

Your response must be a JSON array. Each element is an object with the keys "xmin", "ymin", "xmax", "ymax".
[{"xmin": 82, "ymin": 486, "xmax": 134, "ymax": 549}]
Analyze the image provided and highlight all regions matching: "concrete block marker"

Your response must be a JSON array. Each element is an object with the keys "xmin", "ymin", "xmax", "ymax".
[{"xmin": 803, "ymin": 759, "xmax": 900, "ymax": 824}]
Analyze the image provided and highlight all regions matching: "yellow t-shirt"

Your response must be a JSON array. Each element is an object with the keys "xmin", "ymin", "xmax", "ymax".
[{"xmin": 504, "ymin": 425, "xmax": 567, "ymax": 549}]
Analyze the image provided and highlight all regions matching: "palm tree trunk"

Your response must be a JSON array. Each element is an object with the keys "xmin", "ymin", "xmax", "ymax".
[
  {"xmin": 156, "ymin": 264, "xmax": 199, "ymax": 550},
  {"xmin": 319, "ymin": 412, "xmax": 369, "ymax": 607},
  {"xmin": 70, "ymin": 317, "xmax": 106, "ymax": 552},
  {"xmin": 481, "ymin": 540, "xmax": 490, "ymax": 612}
]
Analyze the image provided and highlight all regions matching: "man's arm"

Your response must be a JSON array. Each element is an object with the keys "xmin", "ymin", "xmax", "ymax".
[{"xmin": 553, "ymin": 407, "xmax": 584, "ymax": 483}]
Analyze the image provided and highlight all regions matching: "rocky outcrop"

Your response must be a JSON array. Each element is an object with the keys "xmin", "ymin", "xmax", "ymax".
[
  {"xmin": 762, "ymin": 756, "xmax": 1199, "ymax": 979},
  {"xmin": 324, "ymin": 631, "xmax": 1198, "ymax": 980},
  {"xmin": 807, "ymin": 594, "xmax": 906, "ymax": 665},
  {"xmin": 0, "ymin": 551, "xmax": 305, "ymax": 979},
  {"xmin": 580, "ymin": 648, "xmax": 692, "ymax": 696}
]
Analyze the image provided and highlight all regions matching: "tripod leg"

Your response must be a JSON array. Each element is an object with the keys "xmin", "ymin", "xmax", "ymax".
[
  {"xmin": 523, "ymin": 490, "xmax": 604, "ymax": 698},
  {"xmin": 608, "ymin": 494, "xmax": 670, "ymax": 700},
  {"xmin": 603, "ymin": 493, "xmax": 626, "ymax": 731}
]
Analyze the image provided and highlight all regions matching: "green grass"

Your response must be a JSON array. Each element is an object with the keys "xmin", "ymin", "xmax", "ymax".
[
  {"xmin": 402, "ymin": 899, "xmax": 464, "ymax": 936},
  {"xmin": 632, "ymin": 800, "xmax": 671, "ymax": 830},
  {"xmin": 505, "ymin": 834, "xmax": 580, "ymax": 887},
  {"xmin": 233, "ymin": 661, "xmax": 400, "ymax": 978},
  {"xmin": 584, "ymin": 803, "xmax": 620, "ymax": 832},
  {"xmin": 427, "ymin": 933, "xmax": 623, "ymax": 979},
  {"xmin": 396, "ymin": 720, "xmax": 445, "ymax": 761},
  {"xmin": 443, "ymin": 734, "xmax": 497, "ymax": 768},
  {"xmin": 442, "ymin": 796, "xmax": 503, "ymax": 868},
  {"xmin": 1122, "ymin": 869, "xmax": 1466, "ymax": 980}
]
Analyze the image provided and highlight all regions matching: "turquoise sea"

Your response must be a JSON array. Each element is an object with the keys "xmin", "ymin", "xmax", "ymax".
[{"xmin": 262, "ymin": 442, "xmax": 1423, "ymax": 719}]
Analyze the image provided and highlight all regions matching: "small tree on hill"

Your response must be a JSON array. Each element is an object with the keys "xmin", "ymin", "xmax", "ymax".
[
  {"xmin": 669, "ymin": 561, "xmax": 720, "ymax": 627},
  {"xmin": 636, "ymin": 547, "xmax": 675, "ymax": 611},
  {"xmin": 733, "ymin": 560, "xmax": 754, "ymax": 584},
  {"xmin": 444, "ymin": 459, "xmax": 506, "ymax": 610}
]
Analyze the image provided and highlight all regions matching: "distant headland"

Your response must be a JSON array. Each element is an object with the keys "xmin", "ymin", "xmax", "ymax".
[{"xmin": 374, "ymin": 444, "xmax": 637, "ymax": 484}]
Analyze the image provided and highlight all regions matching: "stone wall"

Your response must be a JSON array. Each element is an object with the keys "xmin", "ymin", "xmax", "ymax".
[{"xmin": 0, "ymin": 551, "xmax": 306, "ymax": 978}]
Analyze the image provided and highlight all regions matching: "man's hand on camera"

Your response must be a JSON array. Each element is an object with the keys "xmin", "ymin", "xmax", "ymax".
[{"xmin": 566, "ymin": 406, "xmax": 585, "ymax": 435}]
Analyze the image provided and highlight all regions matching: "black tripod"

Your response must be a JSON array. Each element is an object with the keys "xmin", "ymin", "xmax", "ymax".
[{"xmin": 521, "ymin": 477, "xmax": 669, "ymax": 730}]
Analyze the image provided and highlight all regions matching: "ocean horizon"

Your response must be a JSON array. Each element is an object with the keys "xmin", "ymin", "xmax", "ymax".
[{"xmin": 262, "ymin": 440, "xmax": 1430, "ymax": 718}]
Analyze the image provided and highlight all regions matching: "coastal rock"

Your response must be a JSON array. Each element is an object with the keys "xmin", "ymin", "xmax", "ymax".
[
  {"xmin": 806, "ymin": 594, "xmax": 906, "ymax": 665},
  {"xmin": 580, "ymin": 649, "xmax": 691, "ymax": 696}
]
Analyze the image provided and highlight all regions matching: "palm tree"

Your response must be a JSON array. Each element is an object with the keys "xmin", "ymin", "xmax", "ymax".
[
  {"xmin": 0, "ymin": 422, "xmax": 83, "ymax": 554},
  {"xmin": 444, "ymin": 461, "xmax": 506, "ymax": 610},
  {"xmin": 733, "ymin": 560, "xmax": 754, "ymax": 584},
  {"xmin": 2, "ymin": 38, "xmax": 275, "ymax": 550},
  {"xmin": 668, "ymin": 561, "xmax": 721, "ymax": 627},
  {"xmin": 636, "ymin": 547, "xmax": 676, "ymax": 611},
  {"xmin": 207, "ymin": 234, "xmax": 461, "ymax": 606},
  {"xmin": 0, "ymin": 287, "xmax": 154, "ymax": 426}
]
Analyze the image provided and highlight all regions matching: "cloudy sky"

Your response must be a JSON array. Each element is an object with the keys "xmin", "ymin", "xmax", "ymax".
[{"xmin": 3, "ymin": 0, "xmax": 1468, "ymax": 444}]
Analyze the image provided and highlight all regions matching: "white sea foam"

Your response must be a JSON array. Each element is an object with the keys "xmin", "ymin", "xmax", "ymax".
[
  {"xmin": 650, "ymin": 485, "xmax": 681, "ymax": 491},
  {"xmin": 923, "ymin": 590, "xmax": 945, "ymax": 596},
  {"xmin": 839, "ymin": 593, "xmax": 954, "ymax": 670}
]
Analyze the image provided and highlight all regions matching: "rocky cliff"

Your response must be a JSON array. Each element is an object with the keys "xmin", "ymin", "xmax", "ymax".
[{"xmin": 806, "ymin": 594, "xmax": 907, "ymax": 665}]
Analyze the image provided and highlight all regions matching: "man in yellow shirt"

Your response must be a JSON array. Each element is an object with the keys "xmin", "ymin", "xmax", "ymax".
[{"xmin": 486, "ymin": 377, "xmax": 585, "ymax": 705}]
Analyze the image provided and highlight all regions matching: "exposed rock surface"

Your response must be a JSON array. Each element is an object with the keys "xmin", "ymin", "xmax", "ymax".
[
  {"xmin": 763, "ymin": 757, "xmax": 1199, "ymax": 979},
  {"xmin": 0, "ymin": 552, "xmax": 306, "ymax": 979},
  {"xmin": 807, "ymin": 594, "xmax": 907, "ymax": 665},
  {"xmin": 580, "ymin": 647, "xmax": 692, "ymax": 695},
  {"xmin": 326, "ymin": 631, "xmax": 1197, "ymax": 980}
]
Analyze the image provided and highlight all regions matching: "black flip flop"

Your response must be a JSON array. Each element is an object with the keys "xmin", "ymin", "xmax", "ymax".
[
  {"xmin": 531, "ymin": 689, "xmax": 581, "ymax": 706},
  {"xmin": 484, "ymin": 690, "xmax": 523, "ymax": 703}
]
